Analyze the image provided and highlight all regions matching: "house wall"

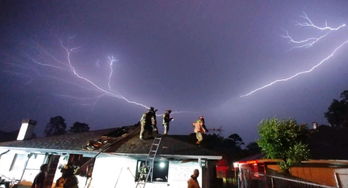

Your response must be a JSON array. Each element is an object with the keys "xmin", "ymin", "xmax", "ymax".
[
  {"xmin": 20, "ymin": 153, "xmax": 46, "ymax": 186},
  {"xmin": 0, "ymin": 149, "xmax": 20, "ymax": 180},
  {"xmin": 0, "ymin": 149, "xmax": 46, "ymax": 187},
  {"xmin": 167, "ymin": 160, "xmax": 202, "ymax": 188},
  {"xmin": 89, "ymin": 155, "xmax": 135, "ymax": 188},
  {"xmin": 90, "ymin": 154, "xmax": 203, "ymax": 188},
  {"xmin": 1, "ymin": 149, "xmax": 211, "ymax": 188},
  {"xmin": 0, "ymin": 149, "xmax": 90, "ymax": 188}
]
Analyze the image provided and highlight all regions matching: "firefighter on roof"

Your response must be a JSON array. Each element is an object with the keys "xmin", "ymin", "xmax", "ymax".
[
  {"xmin": 162, "ymin": 110, "xmax": 173, "ymax": 135},
  {"xmin": 192, "ymin": 116, "xmax": 208, "ymax": 145}
]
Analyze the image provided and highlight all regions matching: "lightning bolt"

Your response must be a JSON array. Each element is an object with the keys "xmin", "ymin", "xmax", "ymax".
[
  {"xmin": 282, "ymin": 31, "xmax": 329, "ymax": 48},
  {"xmin": 6, "ymin": 38, "xmax": 194, "ymax": 115},
  {"xmin": 241, "ymin": 13, "xmax": 347, "ymax": 97},
  {"xmin": 60, "ymin": 40, "xmax": 150, "ymax": 109},
  {"xmin": 284, "ymin": 13, "xmax": 346, "ymax": 49},
  {"xmin": 26, "ymin": 55, "xmax": 67, "ymax": 71},
  {"xmin": 297, "ymin": 12, "xmax": 346, "ymax": 31},
  {"xmin": 107, "ymin": 56, "xmax": 117, "ymax": 90},
  {"xmin": 241, "ymin": 39, "xmax": 348, "ymax": 97}
]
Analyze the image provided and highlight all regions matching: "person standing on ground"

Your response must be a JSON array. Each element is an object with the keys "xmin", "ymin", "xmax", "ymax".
[
  {"xmin": 55, "ymin": 165, "xmax": 78, "ymax": 188},
  {"xmin": 187, "ymin": 169, "xmax": 200, "ymax": 188},
  {"xmin": 162, "ymin": 110, "xmax": 173, "ymax": 135},
  {"xmin": 31, "ymin": 164, "xmax": 48, "ymax": 188}
]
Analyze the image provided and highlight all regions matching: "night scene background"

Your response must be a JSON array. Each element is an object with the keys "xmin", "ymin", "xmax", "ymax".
[{"xmin": 1, "ymin": 0, "xmax": 348, "ymax": 143}]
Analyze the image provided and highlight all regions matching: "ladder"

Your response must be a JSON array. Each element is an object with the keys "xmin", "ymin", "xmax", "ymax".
[{"xmin": 135, "ymin": 136, "xmax": 162, "ymax": 188}]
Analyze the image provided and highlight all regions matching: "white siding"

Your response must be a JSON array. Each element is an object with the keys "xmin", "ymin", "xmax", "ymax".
[
  {"xmin": 0, "ymin": 150, "xmax": 207, "ymax": 188},
  {"xmin": 167, "ymin": 160, "xmax": 202, "ymax": 188},
  {"xmin": 0, "ymin": 150, "xmax": 28, "ymax": 182},
  {"xmin": 90, "ymin": 155, "xmax": 202, "ymax": 188},
  {"xmin": 90, "ymin": 155, "xmax": 137, "ymax": 188},
  {"xmin": 21, "ymin": 154, "xmax": 46, "ymax": 184}
]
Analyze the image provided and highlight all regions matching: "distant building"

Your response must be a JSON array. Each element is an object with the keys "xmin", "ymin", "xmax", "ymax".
[
  {"xmin": 312, "ymin": 121, "xmax": 319, "ymax": 130},
  {"xmin": 0, "ymin": 122, "xmax": 221, "ymax": 188}
]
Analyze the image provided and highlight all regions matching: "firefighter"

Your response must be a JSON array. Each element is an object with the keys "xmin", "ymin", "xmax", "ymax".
[
  {"xmin": 55, "ymin": 165, "xmax": 78, "ymax": 188},
  {"xmin": 192, "ymin": 117, "xmax": 207, "ymax": 145},
  {"xmin": 187, "ymin": 169, "xmax": 200, "ymax": 188},
  {"xmin": 148, "ymin": 107, "xmax": 158, "ymax": 135},
  {"xmin": 162, "ymin": 110, "xmax": 173, "ymax": 135},
  {"xmin": 139, "ymin": 112, "xmax": 151, "ymax": 140},
  {"xmin": 31, "ymin": 164, "xmax": 48, "ymax": 188},
  {"xmin": 139, "ymin": 107, "xmax": 158, "ymax": 140},
  {"xmin": 138, "ymin": 163, "xmax": 149, "ymax": 181},
  {"xmin": 199, "ymin": 116, "xmax": 209, "ymax": 133}
]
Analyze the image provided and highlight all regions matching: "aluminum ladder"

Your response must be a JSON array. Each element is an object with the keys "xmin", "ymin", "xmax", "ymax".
[{"xmin": 135, "ymin": 136, "xmax": 162, "ymax": 188}]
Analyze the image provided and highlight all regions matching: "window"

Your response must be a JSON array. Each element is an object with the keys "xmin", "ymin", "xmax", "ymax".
[
  {"xmin": 68, "ymin": 154, "xmax": 95, "ymax": 177},
  {"xmin": 135, "ymin": 160, "xmax": 169, "ymax": 182}
]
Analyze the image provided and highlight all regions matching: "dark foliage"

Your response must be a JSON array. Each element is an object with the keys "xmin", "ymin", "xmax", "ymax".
[
  {"xmin": 308, "ymin": 125, "xmax": 348, "ymax": 159},
  {"xmin": 325, "ymin": 90, "xmax": 348, "ymax": 128},
  {"xmin": 245, "ymin": 142, "xmax": 261, "ymax": 155},
  {"xmin": 69, "ymin": 122, "xmax": 90, "ymax": 133},
  {"xmin": 0, "ymin": 130, "xmax": 19, "ymax": 142},
  {"xmin": 44, "ymin": 116, "xmax": 67, "ymax": 136},
  {"xmin": 190, "ymin": 133, "xmax": 247, "ymax": 161}
]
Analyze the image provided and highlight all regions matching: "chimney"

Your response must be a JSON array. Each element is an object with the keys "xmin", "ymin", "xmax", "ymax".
[{"xmin": 17, "ymin": 120, "xmax": 37, "ymax": 141}]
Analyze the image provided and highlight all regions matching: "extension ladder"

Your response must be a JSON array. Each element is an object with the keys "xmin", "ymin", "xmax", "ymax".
[{"xmin": 135, "ymin": 136, "xmax": 162, "ymax": 188}]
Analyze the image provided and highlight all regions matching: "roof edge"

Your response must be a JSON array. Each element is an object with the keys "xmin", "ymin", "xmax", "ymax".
[
  {"xmin": 0, "ymin": 146, "xmax": 222, "ymax": 160},
  {"xmin": 106, "ymin": 152, "xmax": 222, "ymax": 160},
  {"xmin": 0, "ymin": 146, "xmax": 98, "ymax": 156}
]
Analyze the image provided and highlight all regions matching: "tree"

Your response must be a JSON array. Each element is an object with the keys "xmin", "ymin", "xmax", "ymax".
[
  {"xmin": 325, "ymin": 90, "xmax": 348, "ymax": 128},
  {"xmin": 44, "ymin": 116, "xmax": 67, "ymax": 136},
  {"xmin": 246, "ymin": 142, "xmax": 261, "ymax": 155},
  {"xmin": 257, "ymin": 118, "xmax": 310, "ymax": 170},
  {"xmin": 69, "ymin": 122, "xmax": 90, "ymax": 133},
  {"xmin": 227, "ymin": 133, "xmax": 244, "ymax": 148}
]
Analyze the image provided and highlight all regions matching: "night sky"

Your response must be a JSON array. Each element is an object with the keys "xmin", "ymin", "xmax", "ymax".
[{"xmin": 1, "ymin": 0, "xmax": 348, "ymax": 143}]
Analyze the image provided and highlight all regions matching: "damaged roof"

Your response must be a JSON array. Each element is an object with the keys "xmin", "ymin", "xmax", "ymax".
[
  {"xmin": 0, "ymin": 125, "xmax": 221, "ymax": 159},
  {"xmin": 0, "ymin": 128, "xmax": 119, "ymax": 150}
]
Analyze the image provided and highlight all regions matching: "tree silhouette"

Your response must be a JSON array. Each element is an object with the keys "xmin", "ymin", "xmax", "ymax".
[
  {"xmin": 69, "ymin": 122, "xmax": 90, "ymax": 133},
  {"xmin": 227, "ymin": 133, "xmax": 244, "ymax": 148},
  {"xmin": 325, "ymin": 90, "xmax": 348, "ymax": 128},
  {"xmin": 44, "ymin": 116, "xmax": 67, "ymax": 136},
  {"xmin": 191, "ymin": 132, "xmax": 246, "ymax": 160},
  {"xmin": 246, "ymin": 142, "xmax": 260, "ymax": 155}
]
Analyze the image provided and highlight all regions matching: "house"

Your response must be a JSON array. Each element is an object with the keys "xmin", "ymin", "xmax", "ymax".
[
  {"xmin": 232, "ymin": 125, "xmax": 348, "ymax": 188},
  {"xmin": 0, "ymin": 120, "xmax": 222, "ymax": 188}
]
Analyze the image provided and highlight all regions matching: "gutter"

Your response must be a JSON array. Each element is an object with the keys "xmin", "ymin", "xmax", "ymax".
[
  {"xmin": 0, "ymin": 147, "xmax": 222, "ymax": 160},
  {"xmin": 105, "ymin": 152, "xmax": 222, "ymax": 160},
  {"xmin": 0, "ymin": 146, "xmax": 97, "ymax": 156}
]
